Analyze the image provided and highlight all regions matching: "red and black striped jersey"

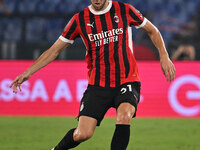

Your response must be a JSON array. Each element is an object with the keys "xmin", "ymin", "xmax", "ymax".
[{"xmin": 60, "ymin": 1, "xmax": 147, "ymax": 87}]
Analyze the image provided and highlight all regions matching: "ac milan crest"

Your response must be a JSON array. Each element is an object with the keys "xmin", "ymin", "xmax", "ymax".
[{"xmin": 114, "ymin": 14, "xmax": 119, "ymax": 23}]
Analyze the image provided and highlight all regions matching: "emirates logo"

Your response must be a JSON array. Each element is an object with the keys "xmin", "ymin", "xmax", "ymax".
[{"xmin": 114, "ymin": 15, "xmax": 119, "ymax": 23}]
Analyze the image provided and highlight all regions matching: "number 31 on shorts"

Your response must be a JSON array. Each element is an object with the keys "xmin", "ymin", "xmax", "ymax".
[{"xmin": 121, "ymin": 84, "xmax": 132, "ymax": 94}]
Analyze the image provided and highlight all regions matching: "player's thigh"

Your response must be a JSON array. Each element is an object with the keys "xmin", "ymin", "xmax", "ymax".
[
  {"xmin": 114, "ymin": 82, "xmax": 141, "ymax": 123},
  {"xmin": 77, "ymin": 116, "xmax": 97, "ymax": 134},
  {"xmin": 116, "ymin": 103, "xmax": 136, "ymax": 124},
  {"xmin": 74, "ymin": 116, "xmax": 97, "ymax": 141},
  {"xmin": 114, "ymin": 82, "xmax": 140, "ymax": 110},
  {"xmin": 78, "ymin": 85, "xmax": 113, "ymax": 126}
]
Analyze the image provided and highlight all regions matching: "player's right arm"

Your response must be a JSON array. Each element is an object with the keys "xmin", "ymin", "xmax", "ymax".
[
  {"xmin": 10, "ymin": 39, "xmax": 71, "ymax": 93},
  {"xmin": 10, "ymin": 13, "xmax": 80, "ymax": 93}
]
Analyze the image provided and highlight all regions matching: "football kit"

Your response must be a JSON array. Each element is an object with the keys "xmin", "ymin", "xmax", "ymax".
[
  {"xmin": 59, "ymin": 1, "xmax": 146, "ymax": 124},
  {"xmin": 60, "ymin": 1, "xmax": 147, "ymax": 88}
]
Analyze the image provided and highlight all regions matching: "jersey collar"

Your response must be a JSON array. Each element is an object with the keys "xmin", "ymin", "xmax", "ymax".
[{"xmin": 89, "ymin": 1, "xmax": 112, "ymax": 15}]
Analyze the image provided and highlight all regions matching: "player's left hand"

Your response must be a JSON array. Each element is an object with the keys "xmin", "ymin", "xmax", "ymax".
[{"xmin": 160, "ymin": 56, "xmax": 176, "ymax": 82}]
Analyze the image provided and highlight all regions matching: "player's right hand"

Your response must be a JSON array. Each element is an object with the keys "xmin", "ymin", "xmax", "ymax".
[{"xmin": 10, "ymin": 72, "xmax": 31, "ymax": 94}]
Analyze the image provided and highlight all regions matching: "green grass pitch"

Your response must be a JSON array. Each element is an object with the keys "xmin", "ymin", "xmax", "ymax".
[{"xmin": 0, "ymin": 117, "xmax": 199, "ymax": 150}]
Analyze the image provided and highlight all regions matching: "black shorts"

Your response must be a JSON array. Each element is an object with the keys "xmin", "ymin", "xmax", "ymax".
[{"xmin": 78, "ymin": 82, "xmax": 141, "ymax": 126}]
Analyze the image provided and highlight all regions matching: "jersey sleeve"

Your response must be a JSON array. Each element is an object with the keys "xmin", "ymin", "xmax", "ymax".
[
  {"xmin": 127, "ymin": 4, "xmax": 147, "ymax": 29},
  {"xmin": 59, "ymin": 14, "xmax": 79, "ymax": 44}
]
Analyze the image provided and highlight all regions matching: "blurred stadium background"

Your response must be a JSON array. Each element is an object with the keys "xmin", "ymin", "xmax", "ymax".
[
  {"xmin": 0, "ymin": 0, "xmax": 200, "ymax": 150},
  {"xmin": 0, "ymin": 0, "xmax": 200, "ymax": 60}
]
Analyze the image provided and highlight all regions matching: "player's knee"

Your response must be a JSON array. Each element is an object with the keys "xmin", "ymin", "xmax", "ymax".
[
  {"xmin": 116, "ymin": 110, "xmax": 135, "ymax": 124},
  {"xmin": 74, "ymin": 129, "xmax": 94, "ymax": 142}
]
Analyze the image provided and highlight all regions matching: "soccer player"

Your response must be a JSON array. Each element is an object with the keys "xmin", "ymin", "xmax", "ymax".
[{"xmin": 10, "ymin": 0, "xmax": 176, "ymax": 149}]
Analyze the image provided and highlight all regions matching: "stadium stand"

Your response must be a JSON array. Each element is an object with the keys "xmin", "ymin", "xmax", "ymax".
[{"xmin": 0, "ymin": 0, "xmax": 199, "ymax": 60}]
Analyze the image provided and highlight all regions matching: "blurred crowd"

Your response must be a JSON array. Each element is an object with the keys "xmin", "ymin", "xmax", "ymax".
[{"xmin": 0, "ymin": 0, "xmax": 199, "ymax": 60}]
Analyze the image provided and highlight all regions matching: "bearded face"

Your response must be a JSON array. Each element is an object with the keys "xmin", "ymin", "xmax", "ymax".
[{"xmin": 90, "ymin": 0, "xmax": 108, "ymax": 11}]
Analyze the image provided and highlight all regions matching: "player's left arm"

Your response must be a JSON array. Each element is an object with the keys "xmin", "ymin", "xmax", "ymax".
[{"xmin": 141, "ymin": 20, "xmax": 176, "ymax": 82}]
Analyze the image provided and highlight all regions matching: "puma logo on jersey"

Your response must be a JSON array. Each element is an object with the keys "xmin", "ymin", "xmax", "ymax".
[{"xmin": 87, "ymin": 22, "xmax": 94, "ymax": 28}]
